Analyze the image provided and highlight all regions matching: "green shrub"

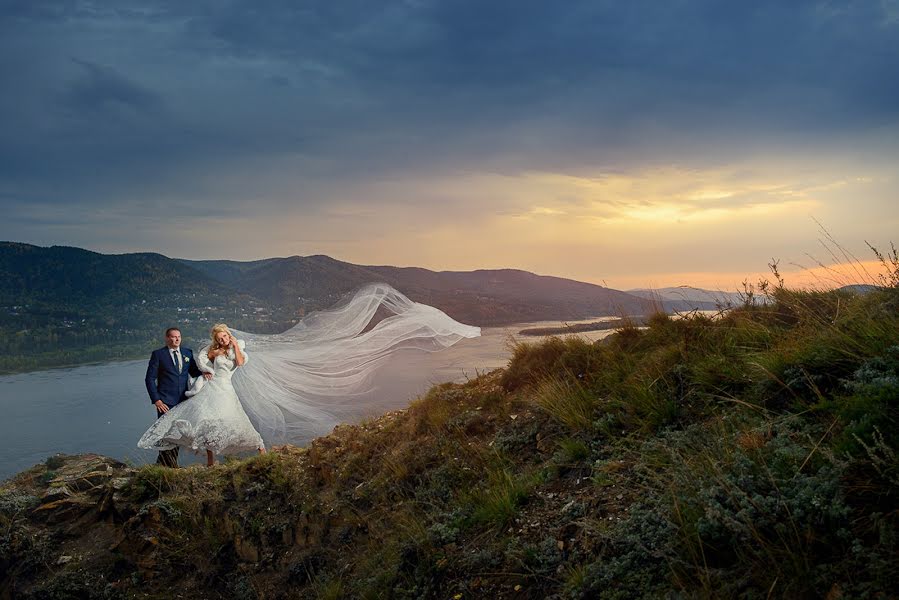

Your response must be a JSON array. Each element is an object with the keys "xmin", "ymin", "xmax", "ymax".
[
  {"xmin": 44, "ymin": 454, "xmax": 66, "ymax": 470},
  {"xmin": 576, "ymin": 506, "xmax": 677, "ymax": 599},
  {"xmin": 557, "ymin": 438, "xmax": 590, "ymax": 463},
  {"xmin": 831, "ymin": 346, "xmax": 899, "ymax": 455}
]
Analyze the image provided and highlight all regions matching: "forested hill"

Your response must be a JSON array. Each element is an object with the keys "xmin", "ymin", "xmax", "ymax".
[
  {"xmin": 0, "ymin": 242, "xmax": 232, "ymax": 305},
  {"xmin": 181, "ymin": 254, "xmax": 659, "ymax": 325}
]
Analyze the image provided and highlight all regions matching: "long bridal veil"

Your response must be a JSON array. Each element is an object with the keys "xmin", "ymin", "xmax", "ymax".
[{"xmin": 228, "ymin": 282, "xmax": 481, "ymax": 444}]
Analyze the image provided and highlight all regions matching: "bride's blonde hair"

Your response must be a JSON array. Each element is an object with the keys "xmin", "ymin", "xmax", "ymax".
[{"xmin": 209, "ymin": 323, "xmax": 234, "ymax": 352}]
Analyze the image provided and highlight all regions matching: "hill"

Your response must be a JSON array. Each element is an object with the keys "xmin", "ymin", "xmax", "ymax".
[
  {"xmin": 0, "ymin": 242, "xmax": 232, "ymax": 305},
  {"xmin": 2, "ymin": 283, "xmax": 896, "ymax": 598},
  {"xmin": 182, "ymin": 255, "xmax": 655, "ymax": 325}
]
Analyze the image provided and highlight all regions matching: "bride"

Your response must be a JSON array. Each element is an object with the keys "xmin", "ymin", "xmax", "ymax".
[
  {"xmin": 138, "ymin": 323, "xmax": 265, "ymax": 466},
  {"xmin": 138, "ymin": 282, "xmax": 480, "ymax": 465}
]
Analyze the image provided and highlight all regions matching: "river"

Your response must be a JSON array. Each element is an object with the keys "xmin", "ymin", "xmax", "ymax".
[{"xmin": 0, "ymin": 319, "xmax": 617, "ymax": 480}]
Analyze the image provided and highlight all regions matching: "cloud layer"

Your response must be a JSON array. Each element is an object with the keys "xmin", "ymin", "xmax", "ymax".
[{"xmin": 1, "ymin": 1, "xmax": 897, "ymax": 288}]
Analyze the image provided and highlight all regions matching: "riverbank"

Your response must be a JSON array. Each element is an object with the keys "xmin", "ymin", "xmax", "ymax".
[{"xmin": 518, "ymin": 315, "xmax": 648, "ymax": 336}]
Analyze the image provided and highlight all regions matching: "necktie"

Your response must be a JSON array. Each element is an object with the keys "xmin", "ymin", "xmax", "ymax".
[{"xmin": 173, "ymin": 349, "xmax": 182, "ymax": 373}]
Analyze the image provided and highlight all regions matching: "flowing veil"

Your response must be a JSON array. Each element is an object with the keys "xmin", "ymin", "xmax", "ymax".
[{"xmin": 226, "ymin": 282, "xmax": 481, "ymax": 444}]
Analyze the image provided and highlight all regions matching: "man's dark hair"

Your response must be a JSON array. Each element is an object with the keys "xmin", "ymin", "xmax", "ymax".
[{"xmin": 165, "ymin": 327, "xmax": 181, "ymax": 336}]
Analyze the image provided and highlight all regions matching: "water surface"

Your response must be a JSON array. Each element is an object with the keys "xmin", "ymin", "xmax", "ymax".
[{"xmin": 0, "ymin": 318, "xmax": 615, "ymax": 480}]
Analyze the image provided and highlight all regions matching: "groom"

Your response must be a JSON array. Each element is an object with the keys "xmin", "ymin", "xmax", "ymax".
[{"xmin": 144, "ymin": 327, "xmax": 210, "ymax": 467}]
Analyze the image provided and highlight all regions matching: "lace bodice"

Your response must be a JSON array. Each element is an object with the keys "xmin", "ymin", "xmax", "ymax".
[{"xmin": 198, "ymin": 340, "xmax": 247, "ymax": 379}]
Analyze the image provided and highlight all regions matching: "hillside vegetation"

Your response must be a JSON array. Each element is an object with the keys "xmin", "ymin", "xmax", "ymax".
[{"xmin": 2, "ymin": 265, "xmax": 897, "ymax": 598}]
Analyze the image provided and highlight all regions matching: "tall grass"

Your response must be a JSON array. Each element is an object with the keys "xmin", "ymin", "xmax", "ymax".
[
  {"xmin": 501, "ymin": 335, "xmax": 601, "ymax": 391},
  {"xmin": 467, "ymin": 467, "xmax": 534, "ymax": 529},
  {"xmin": 534, "ymin": 376, "xmax": 597, "ymax": 432}
]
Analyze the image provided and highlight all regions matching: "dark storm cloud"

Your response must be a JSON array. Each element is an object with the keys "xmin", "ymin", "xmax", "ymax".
[
  {"xmin": 1, "ymin": 0, "xmax": 897, "ymax": 216},
  {"xmin": 63, "ymin": 59, "xmax": 164, "ymax": 114}
]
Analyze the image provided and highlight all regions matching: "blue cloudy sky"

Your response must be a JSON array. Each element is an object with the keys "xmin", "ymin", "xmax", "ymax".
[{"xmin": 1, "ymin": 0, "xmax": 897, "ymax": 289}]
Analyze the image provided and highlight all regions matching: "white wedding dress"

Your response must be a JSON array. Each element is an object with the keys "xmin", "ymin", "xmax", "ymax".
[
  {"xmin": 138, "ymin": 339, "xmax": 265, "ymax": 454},
  {"xmin": 138, "ymin": 282, "xmax": 481, "ymax": 453}
]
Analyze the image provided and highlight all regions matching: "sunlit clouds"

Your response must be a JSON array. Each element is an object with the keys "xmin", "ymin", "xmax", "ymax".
[{"xmin": 206, "ymin": 162, "xmax": 893, "ymax": 291}]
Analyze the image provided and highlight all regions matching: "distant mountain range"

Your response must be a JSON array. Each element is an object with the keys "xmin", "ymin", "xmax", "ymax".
[
  {"xmin": 627, "ymin": 286, "xmax": 744, "ymax": 310},
  {"xmin": 627, "ymin": 284, "xmax": 880, "ymax": 310}
]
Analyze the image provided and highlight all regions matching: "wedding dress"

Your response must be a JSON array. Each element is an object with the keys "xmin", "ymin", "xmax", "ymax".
[
  {"xmin": 138, "ymin": 339, "xmax": 265, "ymax": 454},
  {"xmin": 138, "ymin": 282, "xmax": 481, "ymax": 453}
]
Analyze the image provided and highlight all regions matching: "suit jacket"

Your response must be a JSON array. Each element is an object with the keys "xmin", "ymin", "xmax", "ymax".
[{"xmin": 145, "ymin": 346, "xmax": 202, "ymax": 409}]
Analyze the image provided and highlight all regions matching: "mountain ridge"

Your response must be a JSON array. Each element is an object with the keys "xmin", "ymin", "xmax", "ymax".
[{"xmin": 180, "ymin": 254, "xmax": 658, "ymax": 324}]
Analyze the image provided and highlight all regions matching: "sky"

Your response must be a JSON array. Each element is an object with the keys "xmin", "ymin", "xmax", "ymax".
[{"xmin": 1, "ymin": 0, "xmax": 898, "ymax": 291}]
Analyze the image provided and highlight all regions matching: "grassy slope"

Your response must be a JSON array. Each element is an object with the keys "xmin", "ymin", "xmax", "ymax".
[{"xmin": 2, "ymin": 284, "xmax": 898, "ymax": 599}]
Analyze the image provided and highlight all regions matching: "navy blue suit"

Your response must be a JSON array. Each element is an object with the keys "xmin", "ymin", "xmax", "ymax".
[
  {"xmin": 145, "ymin": 346, "xmax": 202, "ymax": 409},
  {"xmin": 145, "ymin": 345, "xmax": 202, "ymax": 467}
]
